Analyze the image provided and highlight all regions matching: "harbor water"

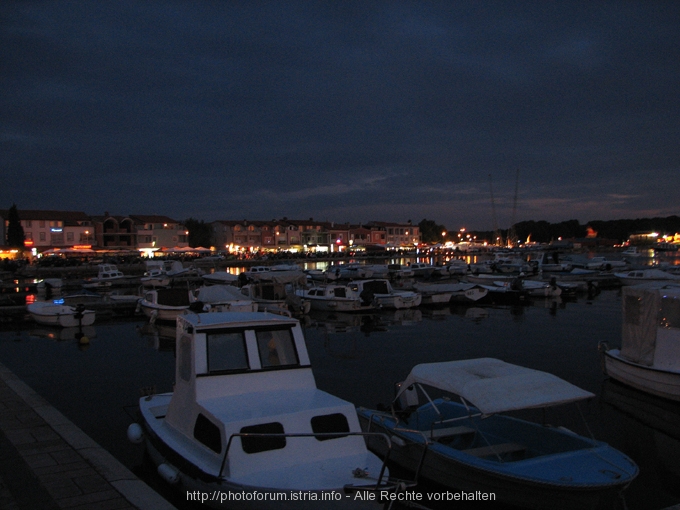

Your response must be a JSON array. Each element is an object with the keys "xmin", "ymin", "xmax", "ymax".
[{"xmin": 1, "ymin": 266, "xmax": 679, "ymax": 509}]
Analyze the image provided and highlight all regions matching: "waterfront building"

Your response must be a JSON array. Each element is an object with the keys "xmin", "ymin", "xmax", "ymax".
[
  {"xmin": 0, "ymin": 209, "xmax": 93, "ymax": 252},
  {"xmin": 1, "ymin": 207, "xmax": 421, "ymax": 257},
  {"xmin": 132, "ymin": 215, "xmax": 189, "ymax": 256}
]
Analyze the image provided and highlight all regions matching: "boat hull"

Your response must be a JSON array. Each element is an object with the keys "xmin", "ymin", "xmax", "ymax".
[
  {"xmin": 139, "ymin": 302, "xmax": 188, "ymax": 322},
  {"xmin": 138, "ymin": 395, "xmax": 387, "ymax": 510},
  {"xmin": 306, "ymin": 298, "xmax": 375, "ymax": 312},
  {"xmin": 603, "ymin": 349, "xmax": 680, "ymax": 402},
  {"xmin": 357, "ymin": 406, "xmax": 637, "ymax": 510},
  {"xmin": 27, "ymin": 304, "xmax": 96, "ymax": 327}
]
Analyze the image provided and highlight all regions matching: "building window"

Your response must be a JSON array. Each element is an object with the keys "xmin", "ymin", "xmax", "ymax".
[
  {"xmin": 66, "ymin": 232, "xmax": 74, "ymax": 241},
  {"xmin": 39, "ymin": 232, "xmax": 46, "ymax": 241},
  {"xmin": 39, "ymin": 221, "xmax": 45, "ymax": 228}
]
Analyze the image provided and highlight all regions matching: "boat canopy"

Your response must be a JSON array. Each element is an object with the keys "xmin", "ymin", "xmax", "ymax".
[
  {"xmin": 621, "ymin": 283, "xmax": 680, "ymax": 366},
  {"xmin": 395, "ymin": 358, "xmax": 594, "ymax": 415},
  {"xmin": 249, "ymin": 270, "xmax": 307, "ymax": 285},
  {"xmin": 194, "ymin": 285, "xmax": 248, "ymax": 303}
]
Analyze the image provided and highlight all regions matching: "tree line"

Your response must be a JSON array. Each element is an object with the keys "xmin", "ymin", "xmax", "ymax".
[{"xmin": 419, "ymin": 216, "xmax": 680, "ymax": 245}]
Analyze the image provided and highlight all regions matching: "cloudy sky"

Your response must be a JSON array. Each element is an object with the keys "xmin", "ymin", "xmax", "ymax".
[{"xmin": 2, "ymin": 1, "xmax": 679, "ymax": 231}]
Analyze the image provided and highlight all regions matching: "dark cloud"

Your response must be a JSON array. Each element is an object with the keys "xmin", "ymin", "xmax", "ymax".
[{"xmin": 2, "ymin": 1, "xmax": 679, "ymax": 230}]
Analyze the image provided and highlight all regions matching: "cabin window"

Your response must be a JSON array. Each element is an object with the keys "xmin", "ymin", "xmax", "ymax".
[
  {"xmin": 179, "ymin": 336, "xmax": 192, "ymax": 382},
  {"xmin": 240, "ymin": 422, "xmax": 285, "ymax": 453},
  {"xmin": 207, "ymin": 331, "xmax": 248, "ymax": 372},
  {"xmin": 194, "ymin": 414, "xmax": 222, "ymax": 453},
  {"xmin": 660, "ymin": 296, "xmax": 680, "ymax": 329},
  {"xmin": 311, "ymin": 413, "xmax": 350, "ymax": 441},
  {"xmin": 256, "ymin": 329, "xmax": 299, "ymax": 368},
  {"xmin": 333, "ymin": 288, "xmax": 347, "ymax": 298}
]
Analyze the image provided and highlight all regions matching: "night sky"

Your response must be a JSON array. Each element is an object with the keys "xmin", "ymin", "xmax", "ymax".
[{"xmin": 2, "ymin": 1, "xmax": 679, "ymax": 230}]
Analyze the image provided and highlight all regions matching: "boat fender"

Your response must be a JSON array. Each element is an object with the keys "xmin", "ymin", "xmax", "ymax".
[
  {"xmin": 158, "ymin": 463, "xmax": 180, "ymax": 484},
  {"xmin": 149, "ymin": 310, "xmax": 158, "ymax": 325},
  {"xmin": 126, "ymin": 423, "xmax": 144, "ymax": 444}
]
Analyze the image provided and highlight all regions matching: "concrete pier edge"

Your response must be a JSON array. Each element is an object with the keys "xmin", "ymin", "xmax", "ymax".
[{"xmin": 0, "ymin": 360, "xmax": 177, "ymax": 510}]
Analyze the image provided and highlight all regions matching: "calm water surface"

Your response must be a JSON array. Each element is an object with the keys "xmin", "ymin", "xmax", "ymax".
[{"xmin": 1, "ymin": 284, "xmax": 679, "ymax": 509}]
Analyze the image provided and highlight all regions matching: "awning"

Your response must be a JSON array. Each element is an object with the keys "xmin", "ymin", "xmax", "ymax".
[{"xmin": 396, "ymin": 358, "xmax": 594, "ymax": 415}]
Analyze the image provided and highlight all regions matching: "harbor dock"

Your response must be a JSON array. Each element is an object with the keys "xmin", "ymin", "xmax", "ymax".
[{"xmin": 0, "ymin": 360, "xmax": 175, "ymax": 510}]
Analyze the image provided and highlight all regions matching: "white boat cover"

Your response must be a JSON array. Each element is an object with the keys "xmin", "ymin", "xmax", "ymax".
[
  {"xmin": 249, "ymin": 270, "xmax": 307, "ymax": 285},
  {"xmin": 620, "ymin": 283, "xmax": 680, "ymax": 366},
  {"xmin": 194, "ymin": 285, "xmax": 249, "ymax": 303},
  {"xmin": 395, "ymin": 358, "xmax": 594, "ymax": 415}
]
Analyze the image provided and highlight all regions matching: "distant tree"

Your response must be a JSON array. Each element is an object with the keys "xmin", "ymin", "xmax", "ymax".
[
  {"xmin": 418, "ymin": 219, "xmax": 448, "ymax": 244},
  {"xmin": 6, "ymin": 204, "xmax": 25, "ymax": 247},
  {"xmin": 183, "ymin": 218, "xmax": 213, "ymax": 248}
]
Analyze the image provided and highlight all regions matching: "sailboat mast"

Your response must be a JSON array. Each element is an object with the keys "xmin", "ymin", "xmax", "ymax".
[
  {"xmin": 489, "ymin": 174, "xmax": 502, "ymax": 246},
  {"xmin": 508, "ymin": 169, "xmax": 519, "ymax": 247}
]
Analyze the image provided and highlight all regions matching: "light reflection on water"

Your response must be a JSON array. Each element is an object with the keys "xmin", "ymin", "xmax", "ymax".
[{"xmin": 0, "ymin": 288, "xmax": 679, "ymax": 509}]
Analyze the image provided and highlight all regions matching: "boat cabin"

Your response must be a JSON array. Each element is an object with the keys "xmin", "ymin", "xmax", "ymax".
[
  {"xmin": 97, "ymin": 263, "xmax": 125, "ymax": 279},
  {"xmin": 620, "ymin": 284, "xmax": 680, "ymax": 371},
  {"xmin": 164, "ymin": 312, "xmax": 368, "ymax": 479}
]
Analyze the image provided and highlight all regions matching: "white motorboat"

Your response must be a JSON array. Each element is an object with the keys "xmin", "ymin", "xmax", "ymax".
[
  {"xmin": 445, "ymin": 259, "xmax": 469, "ymax": 276},
  {"xmin": 334, "ymin": 264, "xmax": 374, "ymax": 280},
  {"xmin": 415, "ymin": 282, "xmax": 488, "ymax": 304},
  {"xmin": 535, "ymin": 252, "xmax": 572, "ymax": 273},
  {"xmin": 140, "ymin": 268, "xmax": 172, "ymax": 288},
  {"xmin": 201, "ymin": 271, "xmax": 239, "ymax": 285},
  {"xmin": 243, "ymin": 266, "xmax": 271, "ymax": 278},
  {"xmin": 386, "ymin": 264, "xmax": 414, "ymax": 279},
  {"xmin": 295, "ymin": 284, "xmax": 379, "ymax": 312},
  {"xmin": 577, "ymin": 257, "xmax": 628, "ymax": 271},
  {"xmin": 614, "ymin": 269, "xmax": 680, "ymax": 286},
  {"xmin": 138, "ymin": 288, "xmax": 194, "ymax": 323},
  {"xmin": 347, "ymin": 279, "xmax": 421, "ymax": 309},
  {"xmin": 600, "ymin": 283, "xmax": 680, "ymax": 401},
  {"xmin": 193, "ymin": 285, "xmax": 258, "ymax": 313},
  {"xmin": 27, "ymin": 301, "xmax": 96, "ymax": 327},
  {"xmin": 493, "ymin": 279, "xmax": 562, "ymax": 298},
  {"xmin": 82, "ymin": 263, "xmax": 135, "ymax": 288},
  {"xmin": 411, "ymin": 282, "xmax": 453, "ymax": 305},
  {"xmin": 127, "ymin": 312, "xmax": 399, "ymax": 508},
  {"xmin": 240, "ymin": 271, "xmax": 311, "ymax": 316},
  {"xmin": 358, "ymin": 359, "xmax": 638, "ymax": 510},
  {"xmin": 406, "ymin": 262, "xmax": 436, "ymax": 278}
]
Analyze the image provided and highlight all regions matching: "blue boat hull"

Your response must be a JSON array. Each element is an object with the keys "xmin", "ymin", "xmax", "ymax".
[{"xmin": 358, "ymin": 400, "xmax": 638, "ymax": 510}]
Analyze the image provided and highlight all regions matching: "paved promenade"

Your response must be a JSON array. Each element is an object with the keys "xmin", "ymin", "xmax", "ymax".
[{"xmin": 0, "ymin": 361, "xmax": 176, "ymax": 510}]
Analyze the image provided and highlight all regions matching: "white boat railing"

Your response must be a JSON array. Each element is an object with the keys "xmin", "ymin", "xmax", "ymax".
[{"xmin": 219, "ymin": 430, "xmax": 403, "ymax": 494}]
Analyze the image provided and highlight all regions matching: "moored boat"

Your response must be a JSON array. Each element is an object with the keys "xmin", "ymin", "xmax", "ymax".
[
  {"xmin": 347, "ymin": 279, "xmax": 421, "ymax": 310},
  {"xmin": 27, "ymin": 301, "xmax": 96, "ymax": 327},
  {"xmin": 614, "ymin": 269, "xmax": 680, "ymax": 286},
  {"xmin": 127, "ymin": 311, "xmax": 400, "ymax": 508},
  {"xmin": 358, "ymin": 358, "xmax": 639, "ymax": 510},
  {"xmin": 600, "ymin": 283, "xmax": 680, "ymax": 401},
  {"xmin": 295, "ymin": 284, "xmax": 378, "ymax": 312},
  {"xmin": 138, "ymin": 288, "xmax": 193, "ymax": 323}
]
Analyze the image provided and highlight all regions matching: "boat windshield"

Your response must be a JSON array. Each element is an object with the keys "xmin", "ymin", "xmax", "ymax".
[
  {"xmin": 256, "ymin": 329, "xmax": 299, "ymax": 368},
  {"xmin": 207, "ymin": 331, "xmax": 249, "ymax": 372}
]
